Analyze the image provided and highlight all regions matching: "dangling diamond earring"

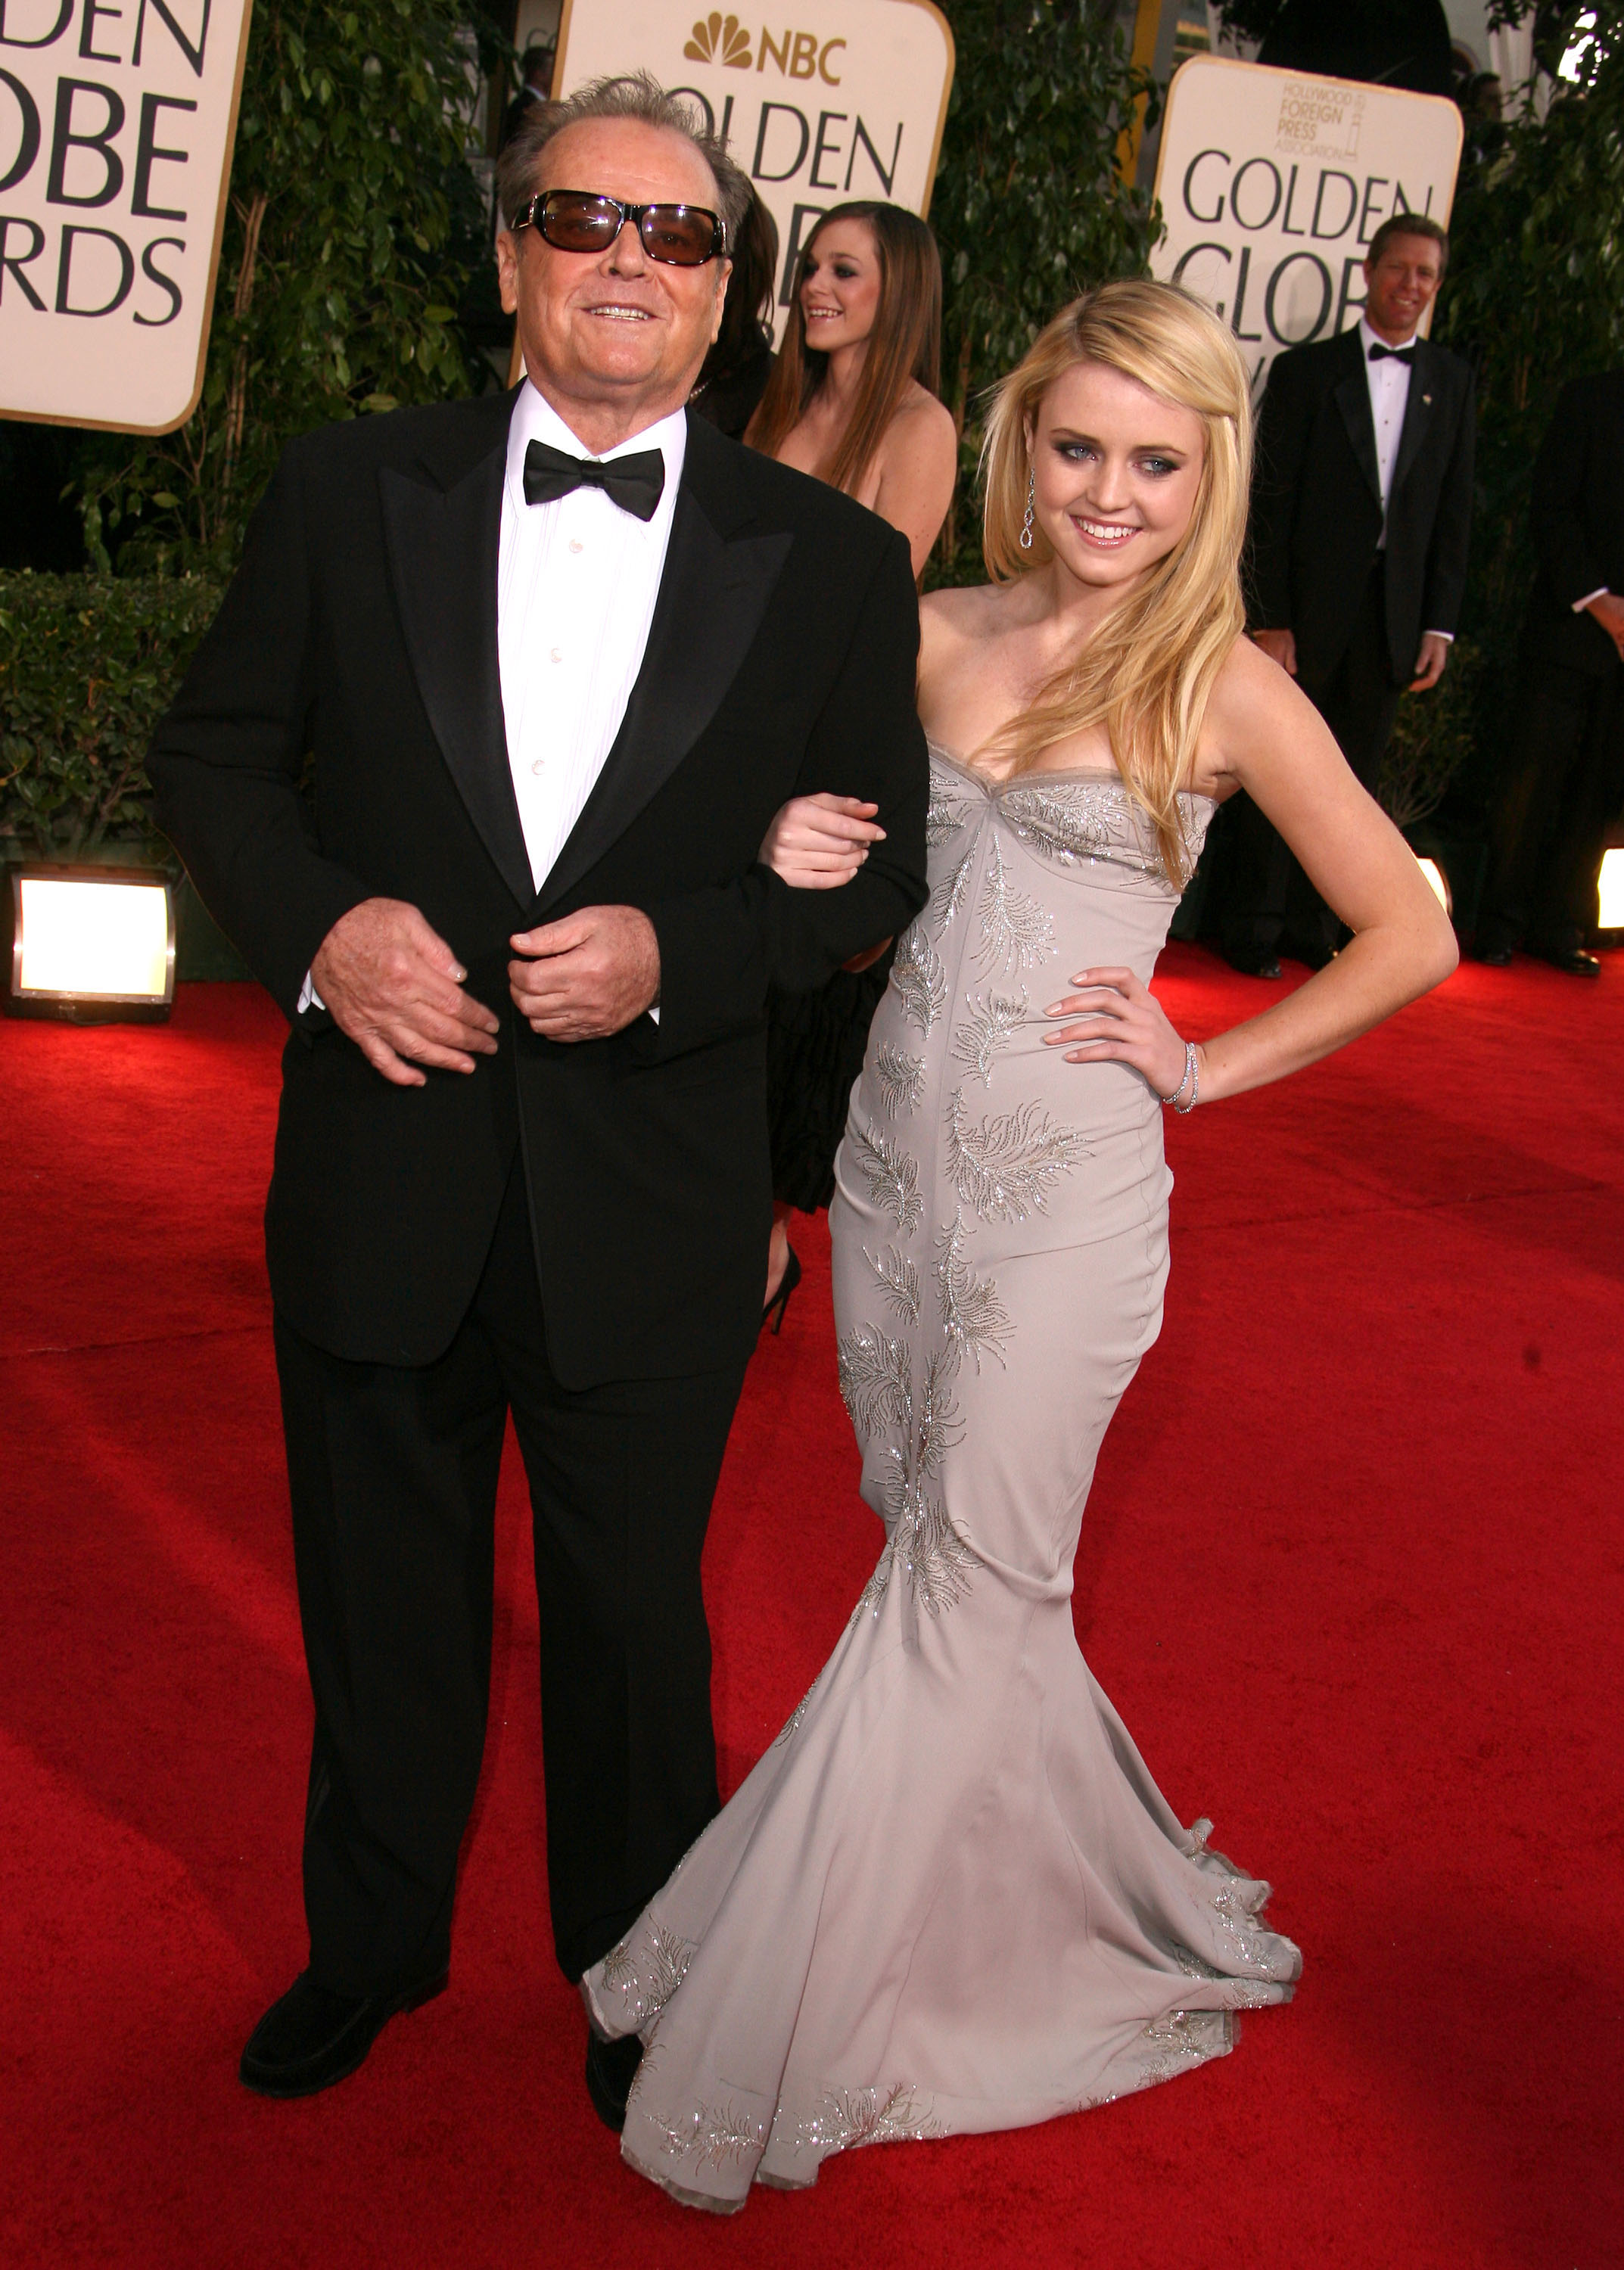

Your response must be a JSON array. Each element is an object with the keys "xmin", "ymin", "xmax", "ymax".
[{"xmin": 1019, "ymin": 466, "xmax": 1035, "ymax": 552}]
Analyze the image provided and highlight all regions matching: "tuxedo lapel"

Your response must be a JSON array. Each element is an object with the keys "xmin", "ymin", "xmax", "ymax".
[
  {"xmin": 1333, "ymin": 329, "xmax": 1382, "ymax": 508},
  {"xmin": 1389, "ymin": 339, "xmax": 1438, "ymax": 503},
  {"xmin": 379, "ymin": 393, "xmax": 534, "ymax": 913},
  {"xmin": 536, "ymin": 414, "xmax": 792, "ymax": 917}
]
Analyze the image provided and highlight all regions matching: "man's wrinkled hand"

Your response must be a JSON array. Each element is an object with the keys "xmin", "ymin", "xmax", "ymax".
[
  {"xmin": 311, "ymin": 897, "xmax": 500, "ymax": 1089},
  {"xmin": 1253, "ymin": 627, "xmax": 1298, "ymax": 676},
  {"xmin": 509, "ymin": 905, "xmax": 661, "ymax": 1040},
  {"xmin": 1409, "ymin": 632, "xmax": 1451, "ymax": 693},
  {"xmin": 1583, "ymin": 589, "xmax": 1624, "ymax": 662}
]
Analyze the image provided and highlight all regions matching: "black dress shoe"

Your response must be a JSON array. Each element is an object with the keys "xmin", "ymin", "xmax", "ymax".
[
  {"xmin": 239, "ymin": 1965, "xmax": 447, "ymax": 2098},
  {"xmin": 1473, "ymin": 940, "xmax": 1514, "ymax": 967},
  {"xmin": 585, "ymin": 2029, "xmax": 642, "ymax": 2132},
  {"xmin": 1222, "ymin": 943, "xmax": 1283, "ymax": 981},
  {"xmin": 1537, "ymin": 945, "xmax": 1601, "ymax": 978}
]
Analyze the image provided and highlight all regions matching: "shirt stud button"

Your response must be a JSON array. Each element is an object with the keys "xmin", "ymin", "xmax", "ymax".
[
  {"xmin": 568, "ymin": 538, "xmax": 584, "ymax": 554},
  {"xmin": 549, "ymin": 647, "xmax": 563, "ymax": 664},
  {"xmin": 531, "ymin": 758, "xmax": 546, "ymax": 775}
]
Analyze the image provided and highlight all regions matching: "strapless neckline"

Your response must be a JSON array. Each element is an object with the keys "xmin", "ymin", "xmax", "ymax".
[{"xmin": 925, "ymin": 736, "xmax": 1216, "ymax": 811}]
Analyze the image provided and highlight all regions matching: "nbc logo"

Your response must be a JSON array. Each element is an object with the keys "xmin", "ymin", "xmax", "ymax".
[
  {"xmin": 685, "ymin": 13, "xmax": 753, "ymax": 66},
  {"xmin": 683, "ymin": 15, "xmax": 848, "ymax": 82}
]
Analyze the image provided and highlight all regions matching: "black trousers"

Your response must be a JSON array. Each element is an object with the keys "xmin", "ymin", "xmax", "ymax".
[
  {"xmin": 273, "ymin": 1158, "xmax": 749, "ymax": 1995},
  {"xmin": 1221, "ymin": 559, "xmax": 1405, "ymax": 958},
  {"xmin": 1477, "ymin": 656, "xmax": 1624, "ymax": 953}
]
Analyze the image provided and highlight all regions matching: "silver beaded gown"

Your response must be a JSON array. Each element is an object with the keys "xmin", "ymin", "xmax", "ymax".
[{"xmin": 581, "ymin": 745, "xmax": 1301, "ymax": 2212}]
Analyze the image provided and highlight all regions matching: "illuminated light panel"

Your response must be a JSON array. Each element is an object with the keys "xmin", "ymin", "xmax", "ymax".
[
  {"xmin": 11, "ymin": 872, "xmax": 174, "ymax": 1010},
  {"xmin": 1415, "ymin": 855, "xmax": 1451, "ymax": 916},
  {"xmin": 1598, "ymin": 847, "xmax": 1624, "ymax": 931}
]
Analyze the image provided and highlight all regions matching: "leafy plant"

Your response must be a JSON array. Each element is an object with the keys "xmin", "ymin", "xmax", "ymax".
[
  {"xmin": 68, "ymin": 2, "xmax": 504, "ymax": 576},
  {"xmin": 927, "ymin": 0, "xmax": 1160, "ymax": 582},
  {"xmin": 0, "ymin": 573, "xmax": 222, "ymax": 859}
]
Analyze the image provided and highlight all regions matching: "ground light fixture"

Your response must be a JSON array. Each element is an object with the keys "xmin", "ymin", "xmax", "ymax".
[
  {"xmin": 1414, "ymin": 854, "xmax": 1452, "ymax": 917},
  {"xmin": 7, "ymin": 867, "xmax": 176, "ymax": 1024},
  {"xmin": 1598, "ymin": 846, "xmax": 1624, "ymax": 933}
]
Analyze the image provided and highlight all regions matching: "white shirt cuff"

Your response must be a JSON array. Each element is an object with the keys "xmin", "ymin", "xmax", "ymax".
[
  {"xmin": 1423, "ymin": 630, "xmax": 1454, "ymax": 643},
  {"xmin": 297, "ymin": 971, "xmax": 325, "ymax": 1015},
  {"xmin": 1574, "ymin": 587, "xmax": 1610, "ymax": 613}
]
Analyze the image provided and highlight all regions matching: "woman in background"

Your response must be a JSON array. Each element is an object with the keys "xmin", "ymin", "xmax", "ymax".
[
  {"xmin": 749, "ymin": 201, "xmax": 958, "ymax": 1325},
  {"xmin": 689, "ymin": 185, "xmax": 779, "ymax": 440}
]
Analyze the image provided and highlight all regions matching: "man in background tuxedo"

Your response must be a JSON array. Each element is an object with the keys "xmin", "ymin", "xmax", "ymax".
[
  {"xmin": 1222, "ymin": 213, "xmax": 1476, "ymax": 976},
  {"xmin": 1475, "ymin": 374, "xmax": 1624, "ymax": 976},
  {"xmin": 147, "ymin": 75, "xmax": 926, "ymax": 2125}
]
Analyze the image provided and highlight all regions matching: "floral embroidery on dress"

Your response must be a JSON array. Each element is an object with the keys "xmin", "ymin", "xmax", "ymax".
[
  {"xmin": 875, "ymin": 1349, "xmax": 975, "ymax": 1624},
  {"xmin": 849, "ymin": 1120, "xmax": 924, "ymax": 1236},
  {"xmin": 1135, "ymin": 2008, "xmax": 1231, "ymax": 2089},
  {"xmin": 1000, "ymin": 780, "xmax": 1118, "ymax": 865},
  {"xmin": 771, "ymin": 1686, "xmax": 814, "ymax": 1748},
  {"xmin": 597, "ymin": 1921, "xmax": 695, "ymax": 2033},
  {"xmin": 836, "ymin": 1323, "xmax": 912, "ymax": 1443},
  {"xmin": 653, "ymin": 2099, "xmax": 768, "ymax": 2171},
  {"xmin": 930, "ymin": 843, "xmax": 978, "ymax": 930},
  {"xmin": 944, "ymin": 1087, "xmax": 1090, "ymax": 1223},
  {"xmin": 890, "ymin": 920, "xmax": 947, "ymax": 1035},
  {"xmin": 973, "ymin": 835, "xmax": 1056, "ymax": 975},
  {"xmin": 792, "ymin": 2083, "xmax": 945, "ymax": 2157},
  {"xmin": 874, "ymin": 1043, "xmax": 926, "ymax": 1118},
  {"xmin": 950, "ymin": 987, "xmax": 1028, "ymax": 1086},
  {"xmin": 925, "ymin": 776, "xmax": 969, "ymax": 846},
  {"xmin": 864, "ymin": 1243, "xmax": 922, "ymax": 1326},
  {"xmin": 934, "ymin": 1211, "xmax": 1013, "ymax": 1373}
]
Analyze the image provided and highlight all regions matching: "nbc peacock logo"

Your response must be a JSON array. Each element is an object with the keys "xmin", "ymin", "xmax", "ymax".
[{"xmin": 684, "ymin": 12, "xmax": 753, "ymax": 66}]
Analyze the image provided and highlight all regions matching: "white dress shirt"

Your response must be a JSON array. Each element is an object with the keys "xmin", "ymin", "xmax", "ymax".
[
  {"xmin": 300, "ymin": 384, "xmax": 684, "ymax": 1015},
  {"xmin": 498, "ymin": 384, "xmax": 686, "ymax": 894},
  {"xmin": 1360, "ymin": 315, "xmax": 1413, "ymax": 524},
  {"xmin": 1359, "ymin": 316, "xmax": 1451, "ymax": 647}
]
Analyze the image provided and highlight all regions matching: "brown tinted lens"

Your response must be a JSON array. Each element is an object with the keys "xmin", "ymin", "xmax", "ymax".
[
  {"xmin": 639, "ymin": 205, "xmax": 717, "ymax": 265},
  {"xmin": 538, "ymin": 193, "xmax": 621, "ymax": 252}
]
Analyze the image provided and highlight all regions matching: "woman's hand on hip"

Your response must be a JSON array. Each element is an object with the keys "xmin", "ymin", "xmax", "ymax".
[
  {"xmin": 1043, "ymin": 966, "xmax": 1192, "ymax": 1099},
  {"xmin": 760, "ymin": 793, "xmax": 885, "ymax": 888}
]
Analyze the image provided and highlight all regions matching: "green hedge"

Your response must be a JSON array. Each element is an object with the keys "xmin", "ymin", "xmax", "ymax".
[{"xmin": 0, "ymin": 572, "xmax": 222, "ymax": 864}]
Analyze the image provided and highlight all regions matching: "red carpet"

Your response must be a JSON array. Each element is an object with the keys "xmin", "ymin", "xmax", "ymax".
[{"xmin": 2, "ymin": 946, "xmax": 1619, "ymax": 2269}]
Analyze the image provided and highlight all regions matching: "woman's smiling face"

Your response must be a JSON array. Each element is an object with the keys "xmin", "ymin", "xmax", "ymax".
[
  {"xmin": 798, "ymin": 219, "xmax": 882, "ymax": 353},
  {"xmin": 1024, "ymin": 359, "xmax": 1206, "ymax": 592}
]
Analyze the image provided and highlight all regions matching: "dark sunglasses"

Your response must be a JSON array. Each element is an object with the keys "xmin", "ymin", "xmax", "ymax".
[{"xmin": 511, "ymin": 189, "xmax": 726, "ymax": 266}]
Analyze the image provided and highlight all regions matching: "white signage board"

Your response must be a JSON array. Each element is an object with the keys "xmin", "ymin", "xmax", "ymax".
[
  {"xmin": 1151, "ymin": 54, "xmax": 1463, "ymax": 396},
  {"xmin": 551, "ymin": 0, "xmax": 953, "ymax": 342},
  {"xmin": 0, "ymin": 0, "xmax": 254, "ymax": 434}
]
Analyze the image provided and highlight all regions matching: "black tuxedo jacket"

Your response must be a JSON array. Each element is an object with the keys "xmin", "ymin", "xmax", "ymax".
[
  {"xmin": 1521, "ymin": 372, "xmax": 1624, "ymax": 677},
  {"xmin": 148, "ymin": 392, "xmax": 929, "ymax": 1385},
  {"xmin": 1249, "ymin": 325, "xmax": 1476, "ymax": 686}
]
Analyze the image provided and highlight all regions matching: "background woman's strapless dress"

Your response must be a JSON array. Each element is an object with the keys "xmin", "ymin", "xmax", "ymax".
[{"xmin": 582, "ymin": 745, "xmax": 1301, "ymax": 2212}]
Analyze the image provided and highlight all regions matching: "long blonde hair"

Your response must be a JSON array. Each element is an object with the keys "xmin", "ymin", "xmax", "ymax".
[
  {"xmin": 978, "ymin": 280, "xmax": 1252, "ymax": 882},
  {"xmin": 745, "ymin": 203, "xmax": 942, "ymax": 497}
]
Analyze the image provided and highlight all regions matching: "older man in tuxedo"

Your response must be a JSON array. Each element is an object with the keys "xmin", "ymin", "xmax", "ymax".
[
  {"xmin": 1222, "ymin": 213, "xmax": 1476, "ymax": 975},
  {"xmin": 148, "ymin": 73, "xmax": 926, "ymax": 2125}
]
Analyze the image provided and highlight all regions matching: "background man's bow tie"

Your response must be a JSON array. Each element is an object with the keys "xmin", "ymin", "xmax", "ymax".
[
  {"xmin": 1367, "ymin": 341, "xmax": 1417, "ymax": 365},
  {"xmin": 523, "ymin": 439, "xmax": 665, "ymax": 521}
]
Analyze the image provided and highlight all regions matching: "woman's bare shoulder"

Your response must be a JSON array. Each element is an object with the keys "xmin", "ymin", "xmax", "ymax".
[
  {"xmin": 1199, "ymin": 630, "xmax": 1345, "ymax": 787},
  {"xmin": 920, "ymin": 580, "xmax": 1008, "ymax": 638},
  {"xmin": 881, "ymin": 383, "xmax": 958, "ymax": 464}
]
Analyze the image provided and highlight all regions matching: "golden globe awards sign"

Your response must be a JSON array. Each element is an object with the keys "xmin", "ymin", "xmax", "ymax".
[
  {"xmin": 1151, "ymin": 55, "xmax": 1463, "ymax": 395},
  {"xmin": 551, "ymin": 0, "xmax": 954, "ymax": 340},
  {"xmin": 0, "ymin": 0, "xmax": 254, "ymax": 434}
]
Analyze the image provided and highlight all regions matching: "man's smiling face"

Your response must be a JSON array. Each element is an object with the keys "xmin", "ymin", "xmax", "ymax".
[{"xmin": 496, "ymin": 117, "xmax": 730, "ymax": 428}]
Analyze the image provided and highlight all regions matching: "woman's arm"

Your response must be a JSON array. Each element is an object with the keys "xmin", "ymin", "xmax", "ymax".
[
  {"xmin": 1043, "ymin": 637, "xmax": 1458, "ymax": 1101},
  {"xmin": 871, "ymin": 393, "xmax": 960, "ymax": 579}
]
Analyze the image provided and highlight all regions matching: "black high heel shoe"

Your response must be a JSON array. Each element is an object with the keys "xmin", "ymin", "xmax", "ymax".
[{"xmin": 761, "ymin": 1245, "xmax": 801, "ymax": 1334}]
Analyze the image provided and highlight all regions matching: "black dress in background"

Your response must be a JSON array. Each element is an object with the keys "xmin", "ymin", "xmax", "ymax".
[
  {"xmin": 764, "ymin": 952, "xmax": 895, "ymax": 1211},
  {"xmin": 694, "ymin": 336, "xmax": 898, "ymax": 1216}
]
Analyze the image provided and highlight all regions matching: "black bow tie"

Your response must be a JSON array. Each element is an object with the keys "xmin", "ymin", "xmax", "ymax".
[
  {"xmin": 523, "ymin": 438, "xmax": 665, "ymax": 521},
  {"xmin": 1367, "ymin": 341, "xmax": 1417, "ymax": 365}
]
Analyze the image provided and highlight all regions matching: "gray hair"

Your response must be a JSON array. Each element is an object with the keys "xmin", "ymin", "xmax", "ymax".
[{"xmin": 495, "ymin": 70, "xmax": 749, "ymax": 247}]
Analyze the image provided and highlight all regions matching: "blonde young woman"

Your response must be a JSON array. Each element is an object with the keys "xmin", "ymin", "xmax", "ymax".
[
  {"xmin": 749, "ymin": 202, "xmax": 958, "ymax": 1326},
  {"xmin": 582, "ymin": 282, "xmax": 1456, "ymax": 2209}
]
